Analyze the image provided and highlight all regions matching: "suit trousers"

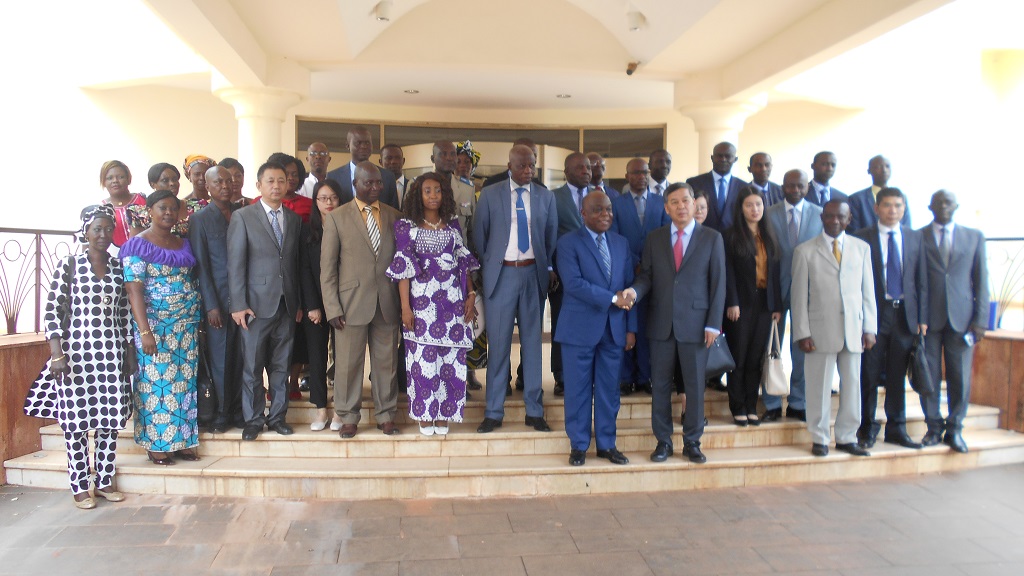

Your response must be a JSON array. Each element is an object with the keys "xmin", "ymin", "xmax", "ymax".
[
  {"xmin": 922, "ymin": 325, "xmax": 974, "ymax": 433},
  {"xmin": 484, "ymin": 265, "xmax": 545, "ymax": 421},
  {"xmin": 239, "ymin": 299, "xmax": 296, "ymax": 428},
  {"xmin": 548, "ymin": 284, "xmax": 564, "ymax": 382},
  {"xmin": 805, "ymin": 346, "xmax": 862, "ymax": 446},
  {"xmin": 204, "ymin": 317, "xmax": 242, "ymax": 427},
  {"xmin": 302, "ymin": 316, "xmax": 331, "ymax": 409},
  {"xmin": 561, "ymin": 322, "xmax": 624, "ymax": 452},
  {"xmin": 618, "ymin": 297, "xmax": 652, "ymax": 385},
  {"xmin": 762, "ymin": 308, "xmax": 807, "ymax": 411},
  {"xmin": 858, "ymin": 302, "xmax": 914, "ymax": 441},
  {"xmin": 724, "ymin": 289, "xmax": 772, "ymax": 417},
  {"xmin": 333, "ymin": 302, "xmax": 399, "ymax": 424},
  {"xmin": 650, "ymin": 337, "xmax": 708, "ymax": 446}
]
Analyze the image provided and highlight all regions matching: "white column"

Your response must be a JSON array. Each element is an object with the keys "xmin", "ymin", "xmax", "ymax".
[
  {"xmin": 214, "ymin": 86, "xmax": 302, "ymax": 174},
  {"xmin": 677, "ymin": 100, "xmax": 764, "ymax": 173}
]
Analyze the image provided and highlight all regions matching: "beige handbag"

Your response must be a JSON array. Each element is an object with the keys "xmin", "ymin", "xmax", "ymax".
[{"xmin": 762, "ymin": 318, "xmax": 789, "ymax": 396}]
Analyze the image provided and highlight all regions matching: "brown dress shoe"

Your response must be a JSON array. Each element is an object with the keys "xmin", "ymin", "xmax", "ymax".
[
  {"xmin": 339, "ymin": 424, "xmax": 358, "ymax": 438},
  {"xmin": 377, "ymin": 421, "xmax": 399, "ymax": 435}
]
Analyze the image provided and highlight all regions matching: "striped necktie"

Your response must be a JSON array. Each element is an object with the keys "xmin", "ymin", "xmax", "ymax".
[
  {"xmin": 364, "ymin": 205, "xmax": 380, "ymax": 256},
  {"xmin": 596, "ymin": 233, "xmax": 611, "ymax": 283}
]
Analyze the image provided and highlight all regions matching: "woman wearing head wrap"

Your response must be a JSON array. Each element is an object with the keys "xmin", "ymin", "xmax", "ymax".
[
  {"xmin": 121, "ymin": 190, "xmax": 203, "ymax": 466},
  {"xmin": 177, "ymin": 155, "xmax": 216, "ymax": 237},
  {"xmin": 99, "ymin": 160, "xmax": 147, "ymax": 249},
  {"xmin": 24, "ymin": 205, "xmax": 135, "ymax": 509},
  {"xmin": 455, "ymin": 140, "xmax": 480, "ymax": 189}
]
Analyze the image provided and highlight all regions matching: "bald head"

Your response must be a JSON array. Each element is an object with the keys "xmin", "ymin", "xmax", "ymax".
[
  {"xmin": 508, "ymin": 145, "xmax": 537, "ymax": 186},
  {"xmin": 432, "ymin": 140, "xmax": 457, "ymax": 175},
  {"xmin": 868, "ymin": 155, "xmax": 891, "ymax": 187},
  {"xmin": 782, "ymin": 169, "xmax": 809, "ymax": 206},
  {"xmin": 307, "ymin": 142, "xmax": 330, "ymax": 177},
  {"xmin": 353, "ymin": 161, "xmax": 382, "ymax": 204},
  {"xmin": 204, "ymin": 166, "xmax": 232, "ymax": 203}
]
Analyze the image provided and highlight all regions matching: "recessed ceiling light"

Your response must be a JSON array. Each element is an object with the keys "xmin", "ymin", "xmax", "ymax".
[
  {"xmin": 627, "ymin": 10, "xmax": 646, "ymax": 31},
  {"xmin": 556, "ymin": 94, "xmax": 572, "ymax": 99},
  {"xmin": 375, "ymin": 1, "xmax": 392, "ymax": 22},
  {"xmin": 404, "ymin": 89, "xmax": 419, "ymax": 94}
]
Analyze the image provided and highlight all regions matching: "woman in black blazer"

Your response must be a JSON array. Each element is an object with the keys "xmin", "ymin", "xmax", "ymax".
[
  {"xmin": 723, "ymin": 187, "xmax": 783, "ymax": 426},
  {"xmin": 301, "ymin": 179, "xmax": 343, "ymax": 431}
]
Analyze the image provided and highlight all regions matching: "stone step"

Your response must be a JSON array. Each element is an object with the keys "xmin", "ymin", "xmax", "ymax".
[{"xmin": 9, "ymin": 427, "xmax": 1024, "ymax": 499}]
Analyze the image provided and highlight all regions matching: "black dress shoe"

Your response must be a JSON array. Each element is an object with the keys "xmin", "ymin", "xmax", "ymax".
[
  {"xmin": 921, "ymin": 430, "xmax": 943, "ymax": 447},
  {"xmin": 836, "ymin": 442, "xmax": 871, "ymax": 456},
  {"xmin": 596, "ymin": 448, "xmax": 629, "ymax": 465},
  {"xmin": 650, "ymin": 442, "xmax": 673, "ymax": 462},
  {"xmin": 859, "ymin": 436, "xmax": 876, "ymax": 449},
  {"xmin": 269, "ymin": 422, "xmax": 294, "ymax": 436},
  {"xmin": 786, "ymin": 407, "xmax": 807, "ymax": 422},
  {"xmin": 761, "ymin": 408, "xmax": 783, "ymax": 422},
  {"xmin": 619, "ymin": 382, "xmax": 634, "ymax": 396},
  {"xmin": 682, "ymin": 443, "xmax": 707, "ymax": 464},
  {"xmin": 515, "ymin": 375, "xmax": 524, "ymax": 391},
  {"xmin": 477, "ymin": 418, "xmax": 502, "ymax": 433},
  {"xmin": 525, "ymin": 416, "xmax": 552, "ymax": 432},
  {"xmin": 467, "ymin": 371, "xmax": 483, "ymax": 390},
  {"xmin": 944, "ymin": 432, "xmax": 969, "ymax": 453},
  {"xmin": 569, "ymin": 449, "xmax": 586, "ymax": 466},
  {"xmin": 636, "ymin": 381, "xmax": 653, "ymax": 395},
  {"xmin": 210, "ymin": 421, "xmax": 230, "ymax": 434},
  {"xmin": 553, "ymin": 382, "xmax": 564, "ymax": 397},
  {"xmin": 732, "ymin": 416, "xmax": 749, "ymax": 427},
  {"xmin": 298, "ymin": 377, "xmax": 310, "ymax": 392},
  {"xmin": 812, "ymin": 443, "xmax": 829, "ymax": 457},
  {"xmin": 505, "ymin": 382, "xmax": 513, "ymax": 397},
  {"xmin": 885, "ymin": 435, "xmax": 923, "ymax": 449},
  {"xmin": 241, "ymin": 424, "xmax": 262, "ymax": 441}
]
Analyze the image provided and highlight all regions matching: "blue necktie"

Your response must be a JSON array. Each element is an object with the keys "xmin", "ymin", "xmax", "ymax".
[
  {"xmin": 886, "ymin": 231, "xmax": 903, "ymax": 299},
  {"xmin": 717, "ymin": 177, "xmax": 727, "ymax": 214},
  {"xmin": 596, "ymin": 233, "xmax": 611, "ymax": 283},
  {"xmin": 515, "ymin": 187, "xmax": 529, "ymax": 253},
  {"xmin": 269, "ymin": 209, "xmax": 283, "ymax": 248}
]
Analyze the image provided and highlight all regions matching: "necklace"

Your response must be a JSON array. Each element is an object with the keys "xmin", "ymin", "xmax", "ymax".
[{"xmin": 423, "ymin": 218, "xmax": 443, "ymax": 230}]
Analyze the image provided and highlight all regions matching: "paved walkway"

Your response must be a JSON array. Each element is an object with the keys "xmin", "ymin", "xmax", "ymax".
[{"xmin": 2, "ymin": 464, "xmax": 1024, "ymax": 575}]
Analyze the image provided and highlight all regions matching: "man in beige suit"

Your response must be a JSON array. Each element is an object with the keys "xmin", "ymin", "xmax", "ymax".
[
  {"xmin": 791, "ymin": 199, "xmax": 877, "ymax": 457},
  {"xmin": 321, "ymin": 162, "xmax": 403, "ymax": 438}
]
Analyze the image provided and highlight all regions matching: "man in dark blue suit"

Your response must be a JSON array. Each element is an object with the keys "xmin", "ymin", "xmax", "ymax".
[
  {"xmin": 587, "ymin": 153, "xmax": 620, "ymax": 198},
  {"xmin": 848, "ymin": 155, "xmax": 911, "ymax": 232},
  {"xmin": 854, "ymin": 188, "xmax": 928, "ymax": 450},
  {"xmin": 325, "ymin": 126, "xmax": 398, "ymax": 210},
  {"xmin": 746, "ymin": 152, "xmax": 783, "ymax": 207},
  {"xmin": 556, "ymin": 191, "xmax": 636, "ymax": 466},
  {"xmin": 806, "ymin": 151, "xmax": 848, "ymax": 207},
  {"xmin": 610, "ymin": 158, "xmax": 669, "ymax": 396},
  {"xmin": 625, "ymin": 183, "xmax": 726, "ymax": 464},
  {"xmin": 685, "ymin": 141, "xmax": 747, "ymax": 231},
  {"xmin": 549, "ymin": 152, "xmax": 592, "ymax": 396}
]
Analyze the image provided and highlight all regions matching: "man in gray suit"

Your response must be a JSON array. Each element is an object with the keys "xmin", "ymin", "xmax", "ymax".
[
  {"xmin": 625, "ymin": 183, "xmax": 726, "ymax": 464},
  {"xmin": 474, "ymin": 144, "xmax": 558, "ymax": 433},
  {"xmin": 791, "ymin": 200, "xmax": 877, "ymax": 457},
  {"xmin": 326, "ymin": 126, "xmax": 399, "ymax": 209},
  {"xmin": 228, "ymin": 161, "xmax": 302, "ymax": 441},
  {"xmin": 919, "ymin": 190, "xmax": 989, "ymax": 453},
  {"xmin": 549, "ymin": 152, "xmax": 591, "ymax": 396},
  {"xmin": 762, "ymin": 169, "xmax": 821, "ymax": 423}
]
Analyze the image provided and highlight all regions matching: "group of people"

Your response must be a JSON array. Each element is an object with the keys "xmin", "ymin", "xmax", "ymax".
[{"xmin": 26, "ymin": 128, "xmax": 989, "ymax": 507}]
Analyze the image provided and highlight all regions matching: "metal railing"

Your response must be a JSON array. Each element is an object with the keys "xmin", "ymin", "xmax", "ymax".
[{"xmin": 0, "ymin": 227, "xmax": 80, "ymax": 335}]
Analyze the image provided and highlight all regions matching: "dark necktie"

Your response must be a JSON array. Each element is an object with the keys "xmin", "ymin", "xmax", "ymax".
[
  {"xmin": 269, "ymin": 209, "xmax": 283, "ymax": 248},
  {"xmin": 939, "ymin": 226, "xmax": 951, "ymax": 266},
  {"xmin": 515, "ymin": 187, "xmax": 529, "ymax": 253},
  {"xmin": 788, "ymin": 209, "xmax": 798, "ymax": 246},
  {"xmin": 717, "ymin": 178, "xmax": 727, "ymax": 214},
  {"xmin": 886, "ymin": 231, "xmax": 903, "ymax": 299}
]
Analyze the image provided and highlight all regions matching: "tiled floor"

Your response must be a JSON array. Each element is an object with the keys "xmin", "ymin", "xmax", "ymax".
[{"xmin": 3, "ymin": 464, "xmax": 1024, "ymax": 575}]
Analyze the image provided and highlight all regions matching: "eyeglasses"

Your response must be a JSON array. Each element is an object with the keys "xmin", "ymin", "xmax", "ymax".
[
  {"xmin": 309, "ymin": 151, "xmax": 330, "ymax": 158},
  {"xmin": 316, "ymin": 196, "xmax": 339, "ymax": 203}
]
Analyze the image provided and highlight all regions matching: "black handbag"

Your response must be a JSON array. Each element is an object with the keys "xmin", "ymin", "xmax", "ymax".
[
  {"xmin": 196, "ymin": 334, "xmax": 216, "ymax": 424},
  {"xmin": 705, "ymin": 333, "xmax": 736, "ymax": 379},
  {"xmin": 907, "ymin": 333, "xmax": 937, "ymax": 399}
]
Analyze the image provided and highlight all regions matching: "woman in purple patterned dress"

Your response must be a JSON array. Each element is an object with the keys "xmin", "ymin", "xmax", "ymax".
[{"xmin": 387, "ymin": 172, "xmax": 480, "ymax": 436}]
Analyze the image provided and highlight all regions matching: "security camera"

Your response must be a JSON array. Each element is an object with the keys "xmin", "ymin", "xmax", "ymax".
[{"xmin": 626, "ymin": 62, "xmax": 639, "ymax": 76}]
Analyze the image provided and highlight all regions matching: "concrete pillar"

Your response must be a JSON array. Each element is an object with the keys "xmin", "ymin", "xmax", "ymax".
[
  {"xmin": 214, "ymin": 85, "xmax": 302, "ymax": 173},
  {"xmin": 677, "ymin": 99, "xmax": 764, "ymax": 173}
]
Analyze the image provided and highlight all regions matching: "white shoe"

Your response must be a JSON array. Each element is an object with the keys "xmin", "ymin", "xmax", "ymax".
[
  {"xmin": 419, "ymin": 423, "xmax": 435, "ymax": 436},
  {"xmin": 329, "ymin": 416, "xmax": 343, "ymax": 431},
  {"xmin": 434, "ymin": 423, "xmax": 449, "ymax": 435},
  {"xmin": 310, "ymin": 408, "xmax": 329, "ymax": 431}
]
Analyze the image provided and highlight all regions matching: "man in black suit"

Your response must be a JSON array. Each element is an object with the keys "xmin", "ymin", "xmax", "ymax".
[
  {"xmin": 806, "ymin": 151, "xmax": 847, "ymax": 207},
  {"xmin": 919, "ymin": 190, "xmax": 989, "ymax": 453},
  {"xmin": 848, "ymin": 155, "xmax": 911, "ymax": 232},
  {"xmin": 587, "ymin": 152, "xmax": 620, "ymax": 198},
  {"xmin": 648, "ymin": 149, "xmax": 672, "ymax": 196},
  {"xmin": 685, "ymin": 142, "xmax": 747, "ymax": 231},
  {"xmin": 326, "ymin": 126, "xmax": 398, "ymax": 209},
  {"xmin": 625, "ymin": 183, "xmax": 726, "ymax": 464},
  {"xmin": 746, "ymin": 152, "xmax": 783, "ymax": 207},
  {"xmin": 854, "ymin": 188, "xmax": 928, "ymax": 450},
  {"xmin": 380, "ymin": 143, "xmax": 408, "ymax": 209}
]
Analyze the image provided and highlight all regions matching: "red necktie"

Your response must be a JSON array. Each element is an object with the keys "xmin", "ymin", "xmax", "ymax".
[{"xmin": 674, "ymin": 229, "xmax": 685, "ymax": 271}]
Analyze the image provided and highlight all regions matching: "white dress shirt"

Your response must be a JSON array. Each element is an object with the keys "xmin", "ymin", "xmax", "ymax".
[{"xmin": 504, "ymin": 180, "xmax": 535, "ymax": 261}]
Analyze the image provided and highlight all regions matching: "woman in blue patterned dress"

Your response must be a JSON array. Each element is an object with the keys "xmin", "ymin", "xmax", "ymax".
[
  {"xmin": 387, "ymin": 172, "xmax": 480, "ymax": 436},
  {"xmin": 121, "ymin": 190, "xmax": 203, "ymax": 465}
]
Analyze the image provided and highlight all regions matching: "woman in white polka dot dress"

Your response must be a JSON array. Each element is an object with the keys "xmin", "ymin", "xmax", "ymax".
[{"xmin": 24, "ymin": 205, "xmax": 136, "ymax": 510}]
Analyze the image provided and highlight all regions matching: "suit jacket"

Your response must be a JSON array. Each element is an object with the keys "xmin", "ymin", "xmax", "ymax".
[
  {"xmin": 919, "ymin": 223, "xmax": 989, "ymax": 333},
  {"xmin": 473, "ymin": 179, "xmax": 557, "ymax": 300},
  {"xmin": 226, "ymin": 201, "xmax": 301, "ymax": 318},
  {"xmin": 610, "ymin": 189, "xmax": 670, "ymax": 269},
  {"xmin": 483, "ymin": 171, "xmax": 543, "ymax": 189},
  {"xmin": 848, "ymin": 188, "xmax": 912, "ymax": 232},
  {"xmin": 805, "ymin": 182, "xmax": 848, "ymax": 207},
  {"xmin": 595, "ymin": 183, "xmax": 621, "ymax": 199},
  {"xmin": 632, "ymin": 222, "xmax": 726, "ymax": 344},
  {"xmin": 723, "ymin": 230, "xmax": 783, "ymax": 313},
  {"xmin": 751, "ymin": 181, "xmax": 784, "ymax": 207},
  {"xmin": 791, "ymin": 234, "xmax": 877, "ymax": 353},
  {"xmin": 325, "ymin": 163, "xmax": 398, "ymax": 210},
  {"xmin": 299, "ymin": 223, "xmax": 325, "ymax": 313},
  {"xmin": 554, "ymin": 227, "xmax": 636, "ymax": 347},
  {"xmin": 189, "ymin": 202, "xmax": 234, "ymax": 313},
  {"xmin": 765, "ymin": 200, "xmax": 823, "ymax": 306},
  {"xmin": 319, "ymin": 200, "xmax": 401, "ymax": 326},
  {"xmin": 551, "ymin": 184, "xmax": 584, "ymax": 238},
  {"xmin": 854, "ymin": 225, "xmax": 927, "ymax": 330},
  {"xmin": 685, "ymin": 171, "xmax": 748, "ymax": 231}
]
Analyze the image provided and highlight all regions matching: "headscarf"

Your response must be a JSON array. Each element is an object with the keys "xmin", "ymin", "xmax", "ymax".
[
  {"xmin": 77, "ymin": 204, "xmax": 116, "ymax": 243},
  {"xmin": 456, "ymin": 140, "xmax": 480, "ymax": 168},
  {"xmin": 183, "ymin": 154, "xmax": 216, "ymax": 175}
]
